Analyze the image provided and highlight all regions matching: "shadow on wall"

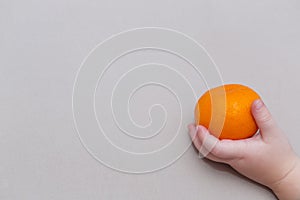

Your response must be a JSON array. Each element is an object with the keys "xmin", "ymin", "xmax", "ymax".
[{"xmin": 196, "ymin": 148, "xmax": 277, "ymax": 199}]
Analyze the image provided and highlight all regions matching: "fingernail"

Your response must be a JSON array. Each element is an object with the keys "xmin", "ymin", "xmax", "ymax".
[{"xmin": 254, "ymin": 99, "xmax": 264, "ymax": 110}]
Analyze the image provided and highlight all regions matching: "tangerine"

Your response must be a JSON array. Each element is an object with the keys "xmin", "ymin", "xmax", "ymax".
[{"xmin": 194, "ymin": 84, "xmax": 261, "ymax": 140}]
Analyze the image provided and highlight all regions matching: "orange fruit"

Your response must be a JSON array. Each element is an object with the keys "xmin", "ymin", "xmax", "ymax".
[{"xmin": 194, "ymin": 84, "xmax": 260, "ymax": 140}]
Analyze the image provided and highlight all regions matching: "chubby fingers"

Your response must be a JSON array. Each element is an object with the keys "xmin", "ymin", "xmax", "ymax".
[
  {"xmin": 188, "ymin": 124, "xmax": 223, "ymax": 163},
  {"xmin": 188, "ymin": 124, "xmax": 201, "ymax": 150},
  {"xmin": 188, "ymin": 124, "xmax": 246, "ymax": 163},
  {"xmin": 251, "ymin": 99, "xmax": 279, "ymax": 141}
]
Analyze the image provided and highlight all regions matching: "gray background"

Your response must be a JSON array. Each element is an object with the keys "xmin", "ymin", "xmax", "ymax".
[{"xmin": 1, "ymin": 0, "xmax": 300, "ymax": 199}]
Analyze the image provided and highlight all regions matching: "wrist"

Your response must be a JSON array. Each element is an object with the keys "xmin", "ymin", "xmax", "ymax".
[{"xmin": 271, "ymin": 156, "xmax": 300, "ymax": 200}]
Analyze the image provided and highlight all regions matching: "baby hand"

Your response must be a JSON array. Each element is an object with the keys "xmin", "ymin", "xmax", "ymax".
[{"xmin": 188, "ymin": 99, "xmax": 300, "ymax": 199}]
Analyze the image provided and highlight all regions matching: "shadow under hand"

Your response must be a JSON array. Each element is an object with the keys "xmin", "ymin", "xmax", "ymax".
[{"xmin": 201, "ymin": 158, "xmax": 277, "ymax": 199}]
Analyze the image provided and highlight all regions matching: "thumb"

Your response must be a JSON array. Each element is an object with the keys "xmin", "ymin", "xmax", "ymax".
[{"xmin": 251, "ymin": 99, "xmax": 278, "ymax": 139}]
